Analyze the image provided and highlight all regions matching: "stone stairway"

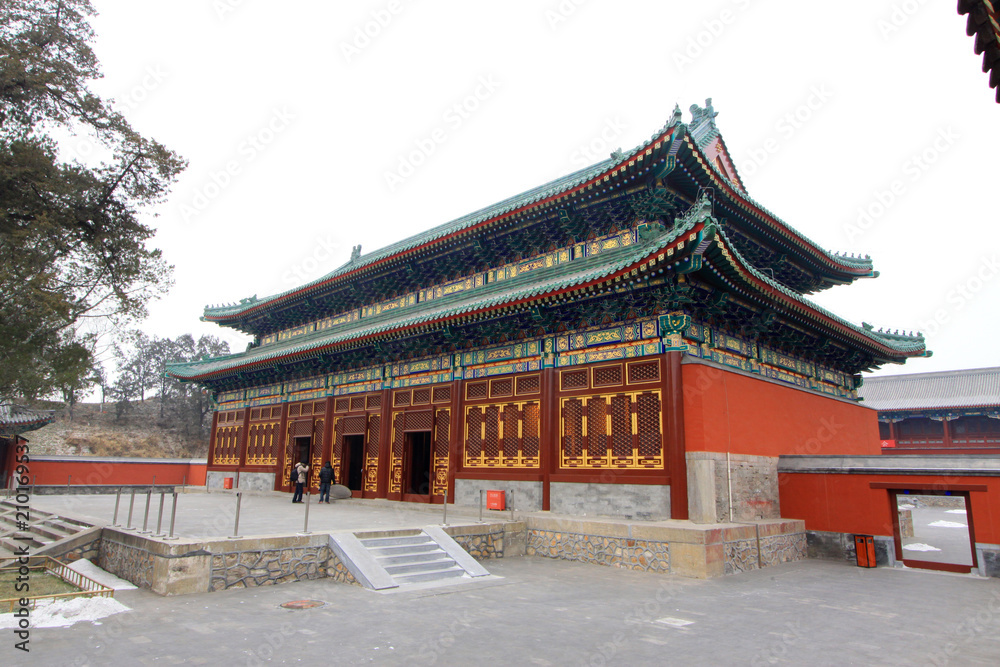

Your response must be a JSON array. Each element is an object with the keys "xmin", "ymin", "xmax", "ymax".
[
  {"xmin": 0, "ymin": 500, "xmax": 94, "ymax": 562},
  {"xmin": 329, "ymin": 526, "xmax": 491, "ymax": 590},
  {"xmin": 360, "ymin": 533, "xmax": 467, "ymax": 585}
]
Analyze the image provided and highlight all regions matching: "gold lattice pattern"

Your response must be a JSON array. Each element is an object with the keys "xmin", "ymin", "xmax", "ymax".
[
  {"xmin": 432, "ymin": 409, "xmax": 450, "ymax": 496},
  {"xmin": 365, "ymin": 414, "xmax": 380, "ymax": 493},
  {"xmin": 213, "ymin": 425, "xmax": 241, "ymax": 464},
  {"xmin": 464, "ymin": 401, "xmax": 541, "ymax": 468},
  {"xmin": 310, "ymin": 419, "xmax": 325, "ymax": 491},
  {"xmin": 559, "ymin": 390, "xmax": 663, "ymax": 468},
  {"xmin": 389, "ymin": 412, "xmax": 405, "ymax": 493},
  {"xmin": 245, "ymin": 422, "xmax": 279, "ymax": 465}
]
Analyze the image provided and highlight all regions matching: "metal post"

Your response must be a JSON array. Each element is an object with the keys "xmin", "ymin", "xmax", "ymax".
[
  {"xmin": 300, "ymin": 490, "xmax": 312, "ymax": 535},
  {"xmin": 67, "ymin": 474, "xmax": 71, "ymax": 487},
  {"xmin": 154, "ymin": 492, "xmax": 166, "ymax": 536},
  {"xmin": 152, "ymin": 475, "xmax": 156, "ymax": 487},
  {"xmin": 229, "ymin": 492, "xmax": 243, "ymax": 539},
  {"xmin": 509, "ymin": 489, "xmax": 514, "ymax": 522},
  {"xmin": 182, "ymin": 475, "xmax": 186, "ymax": 490},
  {"xmin": 140, "ymin": 489, "xmax": 153, "ymax": 533},
  {"xmin": 32, "ymin": 475, "xmax": 36, "ymax": 487},
  {"xmin": 112, "ymin": 487, "xmax": 122, "ymax": 526},
  {"xmin": 126, "ymin": 489, "xmax": 136, "ymax": 530},
  {"xmin": 479, "ymin": 489, "xmax": 483, "ymax": 523},
  {"xmin": 443, "ymin": 489, "xmax": 448, "ymax": 526},
  {"xmin": 164, "ymin": 492, "xmax": 178, "ymax": 540}
]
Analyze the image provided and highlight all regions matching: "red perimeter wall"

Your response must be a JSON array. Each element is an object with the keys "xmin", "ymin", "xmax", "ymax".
[
  {"xmin": 682, "ymin": 363, "xmax": 881, "ymax": 457},
  {"xmin": 15, "ymin": 457, "xmax": 207, "ymax": 487},
  {"xmin": 780, "ymin": 472, "xmax": 1000, "ymax": 545}
]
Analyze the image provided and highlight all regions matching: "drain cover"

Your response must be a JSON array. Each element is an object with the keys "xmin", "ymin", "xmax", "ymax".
[{"xmin": 280, "ymin": 599, "xmax": 325, "ymax": 609}]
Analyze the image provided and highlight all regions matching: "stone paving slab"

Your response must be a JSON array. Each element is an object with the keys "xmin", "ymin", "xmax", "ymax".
[
  {"xmin": 16, "ymin": 557, "xmax": 1000, "ymax": 665},
  {"xmin": 25, "ymin": 491, "xmax": 488, "ymax": 538}
]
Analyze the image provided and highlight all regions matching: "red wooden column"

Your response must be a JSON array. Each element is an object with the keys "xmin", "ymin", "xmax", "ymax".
[
  {"xmin": 539, "ymin": 364, "xmax": 557, "ymax": 511},
  {"xmin": 665, "ymin": 351, "xmax": 689, "ymax": 520},
  {"xmin": 236, "ymin": 406, "xmax": 250, "ymax": 468},
  {"xmin": 207, "ymin": 410, "xmax": 220, "ymax": 469},
  {"xmin": 449, "ymin": 371, "xmax": 463, "ymax": 503},
  {"xmin": 377, "ymin": 386, "xmax": 393, "ymax": 499},
  {"xmin": 943, "ymin": 417, "xmax": 954, "ymax": 448},
  {"xmin": 277, "ymin": 402, "xmax": 290, "ymax": 491}
]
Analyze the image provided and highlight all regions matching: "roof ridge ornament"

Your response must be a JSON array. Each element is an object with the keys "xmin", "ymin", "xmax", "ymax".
[{"xmin": 349, "ymin": 244, "xmax": 362, "ymax": 264}]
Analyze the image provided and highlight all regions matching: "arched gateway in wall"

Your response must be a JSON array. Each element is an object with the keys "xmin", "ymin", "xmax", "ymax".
[{"xmin": 166, "ymin": 102, "xmax": 928, "ymax": 520}]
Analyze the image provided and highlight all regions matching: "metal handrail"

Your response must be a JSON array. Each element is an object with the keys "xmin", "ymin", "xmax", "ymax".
[{"xmin": 0, "ymin": 556, "xmax": 114, "ymax": 612}]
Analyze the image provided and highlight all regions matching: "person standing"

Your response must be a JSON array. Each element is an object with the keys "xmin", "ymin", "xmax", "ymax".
[
  {"xmin": 292, "ymin": 461, "xmax": 309, "ymax": 503},
  {"xmin": 318, "ymin": 461, "xmax": 334, "ymax": 503}
]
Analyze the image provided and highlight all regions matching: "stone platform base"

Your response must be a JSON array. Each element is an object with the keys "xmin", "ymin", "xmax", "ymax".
[{"xmin": 524, "ymin": 515, "xmax": 806, "ymax": 578}]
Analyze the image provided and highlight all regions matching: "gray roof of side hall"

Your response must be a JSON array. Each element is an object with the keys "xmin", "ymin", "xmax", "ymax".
[{"xmin": 858, "ymin": 367, "xmax": 1000, "ymax": 411}]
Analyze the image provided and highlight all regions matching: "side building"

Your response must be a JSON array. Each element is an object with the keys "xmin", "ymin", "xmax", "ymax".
[
  {"xmin": 167, "ymin": 101, "xmax": 928, "ymax": 522},
  {"xmin": 860, "ymin": 366, "xmax": 1000, "ymax": 454}
]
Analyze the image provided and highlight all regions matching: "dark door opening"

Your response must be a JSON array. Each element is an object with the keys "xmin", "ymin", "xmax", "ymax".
[
  {"xmin": 345, "ymin": 435, "xmax": 365, "ymax": 491},
  {"xmin": 295, "ymin": 437, "xmax": 311, "ymax": 485},
  {"xmin": 404, "ymin": 431, "xmax": 432, "ymax": 497}
]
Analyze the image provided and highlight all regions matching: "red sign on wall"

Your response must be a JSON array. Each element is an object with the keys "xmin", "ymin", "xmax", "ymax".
[{"xmin": 881, "ymin": 439, "xmax": 896, "ymax": 448}]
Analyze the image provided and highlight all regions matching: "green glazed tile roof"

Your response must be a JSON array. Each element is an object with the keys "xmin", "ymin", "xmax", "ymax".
[
  {"xmin": 169, "ymin": 216, "xmax": 703, "ymax": 380},
  {"xmin": 169, "ymin": 205, "xmax": 925, "ymax": 381}
]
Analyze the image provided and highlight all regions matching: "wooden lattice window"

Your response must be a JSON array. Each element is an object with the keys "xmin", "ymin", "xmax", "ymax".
[
  {"xmin": 432, "ymin": 387, "xmax": 451, "ymax": 404},
  {"xmin": 466, "ymin": 381, "xmax": 488, "ymax": 400},
  {"xmin": 289, "ymin": 404, "xmax": 301, "ymax": 417},
  {"xmin": 483, "ymin": 406, "xmax": 501, "ymax": 460},
  {"xmin": 636, "ymin": 392, "xmax": 662, "ymax": 457},
  {"xmin": 522, "ymin": 402, "xmax": 540, "ymax": 460},
  {"xmin": 335, "ymin": 398, "xmax": 350, "ymax": 413},
  {"xmin": 593, "ymin": 364, "xmax": 623, "ymax": 388},
  {"xmin": 562, "ymin": 398, "xmax": 585, "ymax": 461},
  {"xmin": 587, "ymin": 398, "xmax": 607, "ymax": 453},
  {"xmin": 516, "ymin": 375, "xmax": 540, "ymax": 395},
  {"xmin": 610, "ymin": 394, "xmax": 632, "ymax": 457},
  {"xmin": 313, "ymin": 401, "xmax": 326, "ymax": 414},
  {"xmin": 628, "ymin": 360, "xmax": 660, "ymax": 384},
  {"xmin": 405, "ymin": 410, "xmax": 433, "ymax": 432},
  {"xmin": 367, "ymin": 394, "xmax": 382, "ymax": 410},
  {"xmin": 561, "ymin": 369, "xmax": 588, "ymax": 391},
  {"xmin": 490, "ymin": 378, "xmax": 513, "ymax": 398},
  {"xmin": 466, "ymin": 407, "xmax": 483, "ymax": 458},
  {"xmin": 394, "ymin": 390, "xmax": 411, "ymax": 407},
  {"xmin": 412, "ymin": 388, "xmax": 431, "ymax": 405},
  {"xmin": 350, "ymin": 396, "xmax": 365, "ymax": 411}
]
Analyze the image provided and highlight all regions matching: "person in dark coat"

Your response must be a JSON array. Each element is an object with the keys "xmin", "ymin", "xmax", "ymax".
[
  {"xmin": 292, "ymin": 461, "xmax": 309, "ymax": 503},
  {"xmin": 318, "ymin": 462, "xmax": 335, "ymax": 503}
]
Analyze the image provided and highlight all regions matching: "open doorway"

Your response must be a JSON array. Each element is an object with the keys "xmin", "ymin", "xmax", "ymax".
[
  {"xmin": 892, "ymin": 490, "xmax": 977, "ymax": 574},
  {"xmin": 403, "ymin": 431, "xmax": 432, "ymax": 498},
  {"xmin": 294, "ymin": 436, "xmax": 311, "ymax": 486},
  {"xmin": 344, "ymin": 434, "xmax": 365, "ymax": 492}
]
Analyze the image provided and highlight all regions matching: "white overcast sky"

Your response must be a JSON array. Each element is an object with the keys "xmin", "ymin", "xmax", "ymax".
[{"xmin": 85, "ymin": 0, "xmax": 999, "ymax": 378}]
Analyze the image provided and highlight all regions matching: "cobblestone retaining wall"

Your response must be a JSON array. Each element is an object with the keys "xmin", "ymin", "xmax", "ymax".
[
  {"xmin": 209, "ymin": 545, "xmax": 338, "ymax": 591},
  {"xmin": 100, "ymin": 537, "xmax": 155, "ymax": 588},
  {"xmin": 527, "ymin": 529, "xmax": 671, "ymax": 572},
  {"xmin": 444, "ymin": 522, "xmax": 525, "ymax": 560}
]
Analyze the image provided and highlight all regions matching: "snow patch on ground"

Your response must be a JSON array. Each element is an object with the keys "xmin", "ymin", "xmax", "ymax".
[
  {"xmin": 928, "ymin": 521, "xmax": 967, "ymax": 528},
  {"xmin": 0, "ymin": 596, "xmax": 130, "ymax": 629},
  {"xmin": 67, "ymin": 559, "xmax": 137, "ymax": 590},
  {"xmin": 903, "ymin": 543, "xmax": 941, "ymax": 552},
  {"xmin": 898, "ymin": 504, "xmax": 916, "ymax": 510},
  {"xmin": 945, "ymin": 509, "xmax": 967, "ymax": 515}
]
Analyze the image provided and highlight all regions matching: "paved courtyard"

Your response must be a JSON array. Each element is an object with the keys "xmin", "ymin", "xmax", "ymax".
[
  {"xmin": 14, "ymin": 556, "xmax": 1000, "ymax": 665},
  {"xmin": 10, "ymin": 491, "xmax": 1000, "ymax": 664},
  {"xmin": 28, "ymin": 490, "xmax": 489, "ymax": 538}
]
